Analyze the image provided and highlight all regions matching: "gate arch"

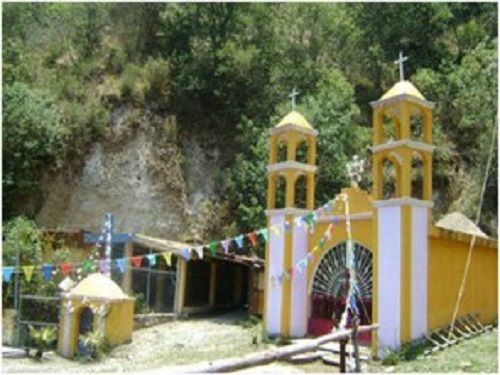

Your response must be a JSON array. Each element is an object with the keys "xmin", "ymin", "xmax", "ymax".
[{"xmin": 308, "ymin": 241, "xmax": 373, "ymax": 339}]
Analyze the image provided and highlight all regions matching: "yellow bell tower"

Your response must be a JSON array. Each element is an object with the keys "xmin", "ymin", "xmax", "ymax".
[
  {"xmin": 370, "ymin": 71, "xmax": 435, "ymax": 355},
  {"xmin": 264, "ymin": 110, "xmax": 318, "ymax": 337}
]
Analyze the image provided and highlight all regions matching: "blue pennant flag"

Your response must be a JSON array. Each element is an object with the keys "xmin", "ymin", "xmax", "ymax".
[
  {"xmin": 2, "ymin": 267, "xmax": 15, "ymax": 282},
  {"xmin": 181, "ymin": 247, "xmax": 191, "ymax": 260},
  {"xmin": 234, "ymin": 235, "xmax": 244, "ymax": 249},
  {"xmin": 115, "ymin": 258, "xmax": 126, "ymax": 273},
  {"xmin": 147, "ymin": 254, "xmax": 157, "ymax": 267},
  {"xmin": 42, "ymin": 264, "xmax": 54, "ymax": 281}
]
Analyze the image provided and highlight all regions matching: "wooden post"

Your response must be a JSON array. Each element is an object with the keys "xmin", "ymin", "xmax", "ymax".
[
  {"xmin": 351, "ymin": 316, "xmax": 361, "ymax": 373},
  {"xmin": 209, "ymin": 261, "xmax": 217, "ymax": 307},
  {"xmin": 174, "ymin": 258, "xmax": 187, "ymax": 315},
  {"xmin": 122, "ymin": 241, "xmax": 133, "ymax": 295},
  {"xmin": 339, "ymin": 339, "xmax": 347, "ymax": 373},
  {"xmin": 155, "ymin": 255, "xmax": 166, "ymax": 312}
]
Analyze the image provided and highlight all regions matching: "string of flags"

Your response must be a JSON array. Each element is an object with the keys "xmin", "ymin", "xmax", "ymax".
[
  {"xmin": 2, "ymin": 197, "xmax": 340, "ymax": 284},
  {"xmin": 270, "ymin": 194, "xmax": 348, "ymax": 285}
]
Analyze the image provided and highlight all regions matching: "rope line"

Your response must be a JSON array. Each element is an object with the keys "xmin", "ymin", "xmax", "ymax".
[{"xmin": 447, "ymin": 120, "xmax": 497, "ymax": 340}]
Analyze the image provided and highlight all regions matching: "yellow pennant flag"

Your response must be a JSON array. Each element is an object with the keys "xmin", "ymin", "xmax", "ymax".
[
  {"xmin": 270, "ymin": 225, "xmax": 282, "ymax": 236},
  {"xmin": 162, "ymin": 252, "xmax": 172, "ymax": 267},
  {"xmin": 23, "ymin": 266, "xmax": 35, "ymax": 282}
]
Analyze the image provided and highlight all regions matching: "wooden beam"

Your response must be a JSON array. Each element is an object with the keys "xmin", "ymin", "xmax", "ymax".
[{"xmin": 156, "ymin": 324, "xmax": 378, "ymax": 373}]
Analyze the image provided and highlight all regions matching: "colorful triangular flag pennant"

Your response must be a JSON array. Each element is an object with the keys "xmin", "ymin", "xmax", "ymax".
[
  {"xmin": 60, "ymin": 262, "xmax": 72, "ymax": 276},
  {"xmin": 99, "ymin": 259, "xmax": 110, "ymax": 274},
  {"xmin": 162, "ymin": 252, "xmax": 172, "ymax": 266},
  {"xmin": 208, "ymin": 241, "xmax": 218, "ymax": 256},
  {"xmin": 258, "ymin": 228, "xmax": 269, "ymax": 242},
  {"xmin": 193, "ymin": 246, "xmax": 203, "ymax": 259},
  {"xmin": 181, "ymin": 247, "xmax": 191, "ymax": 260},
  {"xmin": 2, "ymin": 267, "xmax": 15, "ymax": 282},
  {"xmin": 115, "ymin": 258, "xmax": 126, "ymax": 273},
  {"xmin": 234, "ymin": 235, "xmax": 244, "ymax": 249},
  {"xmin": 83, "ymin": 259, "xmax": 94, "ymax": 273},
  {"xmin": 247, "ymin": 232, "xmax": 258, "ymax": 247},
  {"xmin": 23, "ymin": 266, "xmax": 35, "ymax": 282},
  {"xmin": 132, "ymin": 256, "xmax": 143, "ymax": 267},
  {"xmin": 221, "ymin": 239, "xmax": 231, "ymax": 253},
  {"xmin": 146, "ymin": 254, "xmax": 157, "ymax": 267},
  {"xmin": 42, "ymin": 264, "xmax": 54, "ymax": 281}
]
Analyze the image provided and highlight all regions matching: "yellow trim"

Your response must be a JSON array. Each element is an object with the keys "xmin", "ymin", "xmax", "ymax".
[
  {"xmin": 400, "ymin": 205, "xmax": 412, "ymax": 342},
  {"xmin": 371, "ymin": 207, "xmax": 379, "ymax": 357},
  {"xmin": 281, "ymin": 214, "xmax": 293, "ymax": 337}
]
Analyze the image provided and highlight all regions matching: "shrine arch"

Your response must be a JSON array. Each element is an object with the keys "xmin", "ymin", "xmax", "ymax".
[{"xmin": 308, "ymin": 241, "xmax": 373, "ymax": 341}]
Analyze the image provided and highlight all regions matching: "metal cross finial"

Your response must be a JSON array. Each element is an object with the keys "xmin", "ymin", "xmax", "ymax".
[
  {"xmin": 289, "ymin": 87, "xmax": 300, "ymax": 110},
  {"xmin": 346, "ymin": 155, "xmax": 366, "ymax": 188},
  {"xmin": 394, "ymin": 51, "xmax": 409, "ymax": 81}
]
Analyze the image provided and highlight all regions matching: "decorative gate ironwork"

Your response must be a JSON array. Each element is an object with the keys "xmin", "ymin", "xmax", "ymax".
[{"xmin": 309, "ymin": 242, "xmax": 373, "ymax": 342}]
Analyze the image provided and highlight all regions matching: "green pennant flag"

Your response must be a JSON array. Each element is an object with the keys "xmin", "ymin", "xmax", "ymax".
[
  {"xmin": 208, "ymin": 241, "xmax": 218, "ymax": 256},
  {"xmin": 258, "ymin": 228, "xmax": 269, "ymax": 242},
  {"xmin": 83, "ymin": 259, "xmax": 94, "ymax": 272},
  {"xmin": 302, "ymin": 213, "xmax": 315, "ymax": 227},
  {"xmin": 319, "ymin": 237, "xmax": 326, "ymax": 249}
]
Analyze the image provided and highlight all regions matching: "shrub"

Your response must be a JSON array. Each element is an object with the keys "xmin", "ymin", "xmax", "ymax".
[
  {"xmin": 28, "ymin": 325, "xmax": 57, "ymax": 360},
  {"xmin": 78, "ymin": 330, "xmax": 109, "ymax": 362}
]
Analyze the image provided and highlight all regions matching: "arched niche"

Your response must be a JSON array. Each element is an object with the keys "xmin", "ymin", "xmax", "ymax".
[
  {"xmin": 411, "ymin": 151, "xmax": 424, "ymax": 200},
  {"xmin": 277, "ymin": 141, "xmax": 287, "ymax": 163},
  {"xmin": 410, "ymin": 107, "xmax": 424, "ymax": 142},
  {"xmin": 275, "ymin": 175, "xmax": 286, "ymax": 209},
  {"xmin": 296, "ymin": 140, "xmax": 309, "ymax": 164},
  {"xmin": 381, "ymin": 156, "xmax": 400, "ymax": 199},
  {"xmin": 381, "ymin": 110, "xmax": 402, "ymax": 143},
  {"xmin": 294, "ymin": 174, "xmax": 307, "ymax": 209}
]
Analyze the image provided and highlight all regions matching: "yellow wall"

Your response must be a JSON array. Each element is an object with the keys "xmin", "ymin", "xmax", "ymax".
[
  {"xmin": 59, "ymin": 297, "xmax": 134, "ymax": 357},
  {"xmin": 428, "ymin": 233, "xmax": 497, "ymax": 330}
]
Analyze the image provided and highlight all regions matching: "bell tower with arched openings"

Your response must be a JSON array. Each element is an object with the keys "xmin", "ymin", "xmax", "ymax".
[
  {"xmin": 370, "ymin": 77, "xmax": 435, "ymax": 355},
  {"xmin": 265, "ymin": 110, "xmax": 318, "ymax": 338}
]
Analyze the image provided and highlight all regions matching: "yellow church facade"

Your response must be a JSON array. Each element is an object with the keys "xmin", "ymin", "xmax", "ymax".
[{"xmin": 263, "ymin": 79, "xmax": 497, "ymax": 357}]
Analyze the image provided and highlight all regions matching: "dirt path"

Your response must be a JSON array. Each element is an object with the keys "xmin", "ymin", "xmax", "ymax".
[{"xmin": 3, "ymin": 309, "xmax": 264, "ymax": 373}]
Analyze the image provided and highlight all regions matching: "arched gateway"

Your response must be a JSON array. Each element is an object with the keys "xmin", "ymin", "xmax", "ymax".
[{"xmin": 309, "ymin": 241, "xmax": 373, "ymax": 342}]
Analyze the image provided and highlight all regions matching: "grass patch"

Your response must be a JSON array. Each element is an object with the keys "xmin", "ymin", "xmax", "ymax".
[{"xmin": 371, "ymin": 329, "xmax": 498, "ymax": 373}]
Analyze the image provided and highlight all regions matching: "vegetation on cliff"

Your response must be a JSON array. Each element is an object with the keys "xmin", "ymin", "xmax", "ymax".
[{"xmin": 3, "ymin": 3, "xmax": 497, "ymax": 237}]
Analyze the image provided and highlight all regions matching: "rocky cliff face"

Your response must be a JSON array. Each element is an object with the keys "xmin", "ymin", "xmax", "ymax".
[{"xmin": 35, "ymin": 107, "xmax": 224, "ymax": 240}]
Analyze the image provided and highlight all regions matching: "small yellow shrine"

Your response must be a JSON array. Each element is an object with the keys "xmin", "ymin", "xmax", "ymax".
[
  {"xmin": 263, "ymin": 76, "xmax": 497, "ymax": 358},
  {"xmin": 58, "ymin": 273, "xmax": 135, "ymax": 358}
]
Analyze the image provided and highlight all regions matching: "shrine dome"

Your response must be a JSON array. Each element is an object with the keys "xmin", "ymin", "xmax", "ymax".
[
  {"xmin": 380, "ymin": 80, "xmax": 426, "ymax": 101},
  {"xmin": 276, "ymin": 111, "xmax": 313, "ymax": 129},
  {"xmin": 69, "ymin": 272, "xmax": 128, "ymax": 299}
]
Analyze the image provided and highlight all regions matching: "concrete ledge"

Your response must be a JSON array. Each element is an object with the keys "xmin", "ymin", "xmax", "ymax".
[{"xmin": 133, "ymin": 313, "xmax": 177, "ymax": 329}]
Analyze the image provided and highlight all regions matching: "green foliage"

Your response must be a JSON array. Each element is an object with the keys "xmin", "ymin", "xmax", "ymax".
[
  {"xmin": 78, "ymin": 330, "xmax": 109, "ymax": 362},
  {"xmin": 2, "ymin": 3, "xmax": 498, "ymax": 237},
  {"xmin": 28, "ymin": 325, "xmax": 57, "ymax": 359},
  {"xmin": 381, "ymin": 339, "xmax": 430, "ymax": 366},
  {"xmin": 2, "ymin": 216, "xmax": 43, "ymax": 266}
]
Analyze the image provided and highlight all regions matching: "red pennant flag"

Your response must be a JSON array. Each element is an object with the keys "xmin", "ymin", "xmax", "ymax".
[
  {"xmin": 60, "ymin": 262, "xmax": 72, "ymax": 276},
  {"xmin": 247, "ymin": 232, "xmax": 258, "ymax": 246},
  {"xmin": 132, "ymin": 256, "xmax": 143, "ymax": 267}
]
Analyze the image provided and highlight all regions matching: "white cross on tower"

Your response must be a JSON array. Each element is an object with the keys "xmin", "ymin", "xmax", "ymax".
[
  {"xmin": 394, "ymin": 51, "xmax": 409, "ymax": 81},
  {"xmin": 289, "ymin": 88, "xmax": 300, "ymax": 110}
]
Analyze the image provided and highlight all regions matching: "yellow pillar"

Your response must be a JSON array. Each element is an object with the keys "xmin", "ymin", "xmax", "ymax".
[
  {"xmin": 267, "ymin": 173, "xmax": 276, "ymax": 209},
  {"xmin": 306, "ymin": 173, "xmax": 315, "ymax": 209},
  {"xmin": 287, "ymin": 136, "xmax": 297, "ymax": 161},
  {"xmin": 400, "ymin": 204, "xmax": 412, "ymax": 342},
  {"xmin": 400, "ymin": 102, "xmax": 411, "ymax": 139},
  {"xmin": 373, "ymin": 109, "xmax": 383, "ymax": 145},
  {"xmin": 269, "ymin": 136, "xmax": 278, "ymax": 164},
  {"xmin": 285, "ymin": 171, "xmax": 296, "ymax": 208},
  {"xmin": 423, "ymin": 109, "xmax": 432, "ymax": 144},
  {"xmin": 423, "ymin": 152, "xmax": 432, "ymax": 201},
  {"xmin": 122, "ymin": 241, "xmax": 133, "ymax": 295},
  {"xmin": 281, "ymin": 213, "xmax": 293, "ymax": 337},
  {"xmin": 373, "ymin": 153, "xmax": 382, "ymax": 200},
  {"xmin": 307, "ymin": 136, "xmax": 317, "ymax": 164},
  {"xmin": 400, "ymin": 150, "xmax": 412, "ymax": 197}
]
